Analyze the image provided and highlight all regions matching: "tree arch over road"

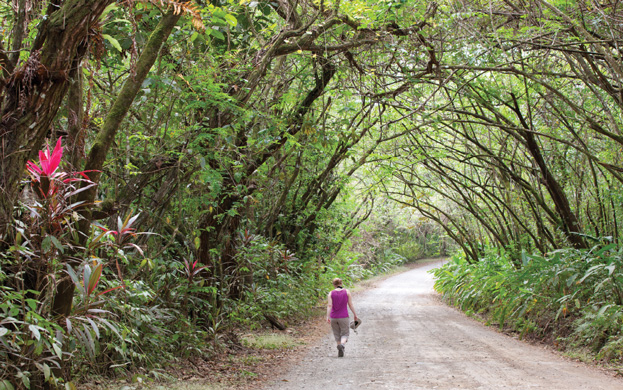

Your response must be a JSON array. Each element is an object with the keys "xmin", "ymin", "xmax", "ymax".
[{"xmin": 2, "ymin": 0, "xmax": 623, "ymax": 386}]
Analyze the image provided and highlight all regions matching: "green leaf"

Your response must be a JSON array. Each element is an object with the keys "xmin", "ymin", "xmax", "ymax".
[
  {"xmin": 83, "ymin": 324, "xmax": 96, "ymax": 358},
  {"xmin": 41, "ymin": 236, "xmax": 51, "ymax": 253},
  {"xmin": 597, "ymin": 304, "xmax": 612, "ymax": 317},
  {"xmin": 87, "ymin": 317, "xmax": 100, "ymax": 339},
  {"xmin": 213, "ymin": 9, "xmax": 228, "ymax": 18},
  {"xmin": 83, "ymin": 264, "xmax": 92, "ymax": 291},
  {"xmin": 20, "ymin": 373, "xmax": 29, "ymax": 389},
  {"xmin": 0, "ymin": 379, "xmax": 15, "ymax": 390},
  {"xmin": 53, "ymin": 342, "xmax": 63, "ymax": 359},
  {"xmin": 29, "ymin": 324, "xmax": 41, "ymax": 341},
  {"xmin": 211, "ymin": 17, "xmax": 229, "ymax": 27},
  {"xmin": 595, "ymin": 243, "xmax": 616, "ymax": 257},
  {"xmin": 224, "ymin": 14, "xmax": 238, "ymax": 27},
  {"xmin": 65, "ymin": 382, "xmax": 78, "ymax": 390},
  {"xmin": 43, "ymin": 364, "xmax": 50, "ymax": 381},
  {"xmin": 209, "ymin": 28, "xmax": 225, "ymax": 40},
  {"xmin": 87, "ymin": 263, "xmax": 103, "ymax": 296},
  {"xmin": 103, "ymin": 34, "xmax": 123, "ymax": 52},
  {"xmin": 66, "ymin": 264, "xmax": 82, "ymax": 293},
  {"xmin": 25, "ymin": 299, "xmax": 37, "ymax": 311},
  {"xmin": 50, "ymin": 236, "xmax": 64, "ymax": 253},
  {"xmin": 100, "ymin": 3, "xmax": 118, "ymax": 20}
]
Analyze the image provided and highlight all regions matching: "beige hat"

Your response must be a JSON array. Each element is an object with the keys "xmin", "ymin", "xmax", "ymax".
[{"xmin": 350, "ymin": 318, "xmax": 362, "ymax": 331}]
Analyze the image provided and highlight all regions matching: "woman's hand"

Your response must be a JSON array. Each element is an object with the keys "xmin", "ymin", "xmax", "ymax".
[{"xmin": 326, "ymin": 317, "xmax": 330, "ymax": 324}]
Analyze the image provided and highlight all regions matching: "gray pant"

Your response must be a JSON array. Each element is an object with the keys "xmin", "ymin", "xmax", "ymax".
[{"xmin": 330, "ymin": 317, "xmax": 350, "ymax": 342}]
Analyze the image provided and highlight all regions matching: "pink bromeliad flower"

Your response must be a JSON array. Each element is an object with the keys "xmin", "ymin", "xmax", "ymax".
[
  {"xmin": 27, "ymin": 137, "xmax": 64, "ymax": 179},
  {"xmin": 26, "ymin": 137, "xmax": 68, "ymax": 198},
  {"xmin": 26, "ymin": 137, "xmax": 63, "ymax": 179},
  {"xmin": 26, "ymin": 137, "xmax": 97, "ymax": 200}
]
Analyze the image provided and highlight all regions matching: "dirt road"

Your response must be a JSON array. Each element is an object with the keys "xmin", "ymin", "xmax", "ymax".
[{"xmin": 261, "ymin": 261, "xmax": 623, "ymax": 389}]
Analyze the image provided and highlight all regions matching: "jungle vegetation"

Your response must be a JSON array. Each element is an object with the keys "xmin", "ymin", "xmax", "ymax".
[{"xmin": 1, "ymin": 0, "xmax": 623, "ymax": 388}]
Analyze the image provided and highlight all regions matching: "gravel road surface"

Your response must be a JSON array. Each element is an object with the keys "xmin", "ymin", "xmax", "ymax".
[{"xmin": 261, "ymin": 261, "xmax": 623, "ymax": 389}]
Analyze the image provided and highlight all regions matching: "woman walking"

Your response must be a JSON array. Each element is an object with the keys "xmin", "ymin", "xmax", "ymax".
[{"xmin": 326, "ymin": 278, "xmax": 358, "ymax": 357}]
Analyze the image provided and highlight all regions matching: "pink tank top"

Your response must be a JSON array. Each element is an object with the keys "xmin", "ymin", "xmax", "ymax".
[{"xmin": 330, "ymin": 289, "xmax": 349, "ymax": 318}]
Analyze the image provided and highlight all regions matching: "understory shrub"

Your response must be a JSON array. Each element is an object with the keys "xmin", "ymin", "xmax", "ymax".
[
  {"xmin": 432, "ymin": 244, "xmax": 623, "ymax": 363},
  {"xmin": 0, "ymin": 139, "xmax": 212, "ymax": 388}
]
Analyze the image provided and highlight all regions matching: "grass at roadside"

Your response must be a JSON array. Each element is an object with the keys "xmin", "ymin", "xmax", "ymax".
[{"xmin": 241, "ymin": 333, "xmax": 302, "ymax": 350}]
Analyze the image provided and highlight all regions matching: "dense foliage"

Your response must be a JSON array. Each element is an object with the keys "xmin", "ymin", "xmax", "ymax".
[{"xmin": 432, "ymin": 244, "xmax": 623, "ymax": 364}]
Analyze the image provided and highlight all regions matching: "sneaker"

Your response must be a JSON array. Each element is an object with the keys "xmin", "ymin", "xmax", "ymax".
[{"xmin": 337, "ymin": 344, "xmax": 344, "ymax": 357}]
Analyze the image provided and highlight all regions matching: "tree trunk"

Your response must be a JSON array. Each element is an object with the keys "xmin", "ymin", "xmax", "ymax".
[
  {"xmin": 9, "ymin": 0, "xmax": 29, "ymax": 67},
  {"xmin": 66, "ymin": 65, "xmax": 85, "ymax": 168},
  {"xmin": 0, "ymin": 0, "xmax": 114, "ymax": 239},
  {"xmin": 510, "ymin": 93, "xmax": 586, "ymax": 249},
  {"xmin": 79, "ymin": 8, "xmax": 183, "ymax": 208}
]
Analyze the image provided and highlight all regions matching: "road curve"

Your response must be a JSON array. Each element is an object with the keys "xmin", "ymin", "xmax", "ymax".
[{"xmin": 261, "ymin": 261, "xmax": 623, "ymax": 390}]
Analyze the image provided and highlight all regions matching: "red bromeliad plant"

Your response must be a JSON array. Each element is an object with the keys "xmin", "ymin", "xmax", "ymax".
[
  {"xmin": 277, "ymin": 248, "xmax": 298, "ymax": 272},
  {"xmin": 63, "ymin": 260, "xmax": 123, "ymax": 359},
  {"xmin": 24, "ymin": 137, "xmax": 97, "ymax": 239},
  {"xmin": 2, "ymin": 137, "xmax": 106, "ymax": 387},
  {"xmin": 184, "ymin": 257, "xmax": 208, "ymax": 284},
  {"xmin": 86, "ymin": 213, "xmax": 149, "ymax": 294},
  {"xmin": 26, "ymin": 137, "xmax": 65, "ymax": 198},
  {"xmin": 26, "ymin": 137, "xmax": 92, "ymax": 200},
  {"xmin": 92, "ymin": 213, "xmax": 144, "ymax": 251}
]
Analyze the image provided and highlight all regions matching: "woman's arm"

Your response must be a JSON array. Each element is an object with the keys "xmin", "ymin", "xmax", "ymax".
[
  {"xmin": 347, "ymin": 290, "xmax": 358, "ymax": 320},
  {"xmin": 326, "ymin": 292, "xmax": 333, "ymax": 323}
]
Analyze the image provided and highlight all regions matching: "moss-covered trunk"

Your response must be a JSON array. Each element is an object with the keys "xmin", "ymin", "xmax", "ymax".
[{"xmin": 0, "ymin": 0, "xmax": 113, "ymax": 239}]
